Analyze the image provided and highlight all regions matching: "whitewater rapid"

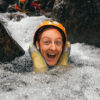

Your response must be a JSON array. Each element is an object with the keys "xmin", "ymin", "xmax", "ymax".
[{"xmin": 0, "ymin": 13, "xmax": 100, "ymax": 100}]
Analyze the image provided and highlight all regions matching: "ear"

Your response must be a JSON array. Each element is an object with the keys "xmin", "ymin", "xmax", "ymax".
[{"xmin": 36, "ymin": 41, "xmax": 39, "ymax": 50}]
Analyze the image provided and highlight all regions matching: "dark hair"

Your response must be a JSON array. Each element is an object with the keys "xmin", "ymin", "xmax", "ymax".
[{"xmin": 34, "ymin": 25, "xmax": 66, "ymax": 49}]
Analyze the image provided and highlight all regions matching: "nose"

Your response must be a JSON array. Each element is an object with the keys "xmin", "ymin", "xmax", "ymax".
[{"xmin": 50, "ymin": 42, "xmax": 56, "ymax": 50}]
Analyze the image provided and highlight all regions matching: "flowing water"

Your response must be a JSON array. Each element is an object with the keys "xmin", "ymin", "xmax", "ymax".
[{"xmin": 0, "ymin": 13, "xmax": 100, "ymax": 100}]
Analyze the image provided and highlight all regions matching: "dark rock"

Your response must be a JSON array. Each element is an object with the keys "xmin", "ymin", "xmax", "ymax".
[
  {"xmin": 0, "ymin": 0, "xmax": 9, "ymax": 12},
  {"xmin": 0, "ymin": 0, "xmax": 16, "ymax": 12},
  {"xmin": 40, "ymin": 0, "xmax": 55, "ymax": 11},
  {"xmin": 52, "ymin": 0, "xmax": 100, "ymax": 47},
  {"xmin": 0, "ymin": 21, "xmax": 25, "ymax": 62},
  {"xmin": 7, "ymin": 13, "xmax": 25, "ymax": 21}
]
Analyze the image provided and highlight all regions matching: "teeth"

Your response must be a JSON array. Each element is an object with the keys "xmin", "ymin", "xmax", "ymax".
[
  {"xmin": 49, "ymin": 54, "xmax": 55, "ymax": 56},
  {"xmin": 47, "ymin": 53, "xmax": 56, "ymax": 57}
]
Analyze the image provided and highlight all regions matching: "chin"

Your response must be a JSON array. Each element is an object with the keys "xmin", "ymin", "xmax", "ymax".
[{"xmin": 47, "ymin": 62, "xmax": 57, "ymax": 67}]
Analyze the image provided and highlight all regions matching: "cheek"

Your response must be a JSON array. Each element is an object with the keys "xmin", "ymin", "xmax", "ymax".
[
  {"xmin": 40, "ymin": 44, "xmax": 47, "ymax": 50},
  {"xmin": 39, "ymin": 44, "xmax": 48, "ymax": 55},
  {"xmin": 58, "ymin": 46, "xmax": 63, "ymax": 54},
  {"xmin": 39, "ymin": 41, "xmax": 50, "ymax": 50}
]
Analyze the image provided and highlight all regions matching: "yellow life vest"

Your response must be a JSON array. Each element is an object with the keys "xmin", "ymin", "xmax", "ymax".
[{"xmin": 29, "ymin": 41, "xmax": 71, "ymax": 73}]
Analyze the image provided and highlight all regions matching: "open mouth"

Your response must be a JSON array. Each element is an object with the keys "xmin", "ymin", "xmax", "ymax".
[
  {"xmin": 47, "ymin": 53, "xmax": 56, "ymax": 58},
  {"xmin": 45, "ymin": 52, "xmax": 59, "ymax": 66}
]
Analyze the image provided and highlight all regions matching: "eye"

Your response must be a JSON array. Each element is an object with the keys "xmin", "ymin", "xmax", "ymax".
[
  {"xmin": 55, "ymin": 41, "xmax": 62, "ymax": 45},
  {"xmin": 44, "ymin": 40, "xmax": 50, "ymax": 44}
]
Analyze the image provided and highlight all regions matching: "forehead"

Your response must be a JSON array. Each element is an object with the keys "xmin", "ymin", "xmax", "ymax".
[{"xmin": 40, "ymin": 28, "xmax": 62, "ymax": 39}]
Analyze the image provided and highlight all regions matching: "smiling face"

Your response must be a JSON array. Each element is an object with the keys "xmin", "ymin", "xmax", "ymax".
[{"xmin": 36, "ymin": 28, "xmax": 63, "ymax": 67}]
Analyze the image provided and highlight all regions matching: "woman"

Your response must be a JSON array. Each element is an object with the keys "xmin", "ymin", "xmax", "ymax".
[{"xmin": 29, "ymin": 20, "xmax": 71, "ymax": 72}]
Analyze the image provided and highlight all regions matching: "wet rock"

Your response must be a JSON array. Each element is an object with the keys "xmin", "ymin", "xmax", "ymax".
[
  {"xmin": 7, "ymin": 13, "xmax": 25, "ymax": 21},
  {"xmin": 0, "ymin": 0, "xmax": 9, "ymax": 12},
  {"xmin": 0, "ymin": 22, "xmax": 25, "ymax": 62},
  {"xmin": 52, "ymin": 0, "xmax": 100, "ymax": 47},
  {"xmin": 0, "ymin": 0, "xmax": 15, "ymax": 12},
  {"xmin": 40, "ymin": 0, "xmax": 55, "ymax": 11}
]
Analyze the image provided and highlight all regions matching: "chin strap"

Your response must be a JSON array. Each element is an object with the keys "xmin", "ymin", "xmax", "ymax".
[{"xmin": 29, "ymin": 41, "xmax": 71, "ymax": 73}]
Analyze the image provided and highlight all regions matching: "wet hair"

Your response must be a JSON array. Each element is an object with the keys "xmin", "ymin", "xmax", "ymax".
[{"xmin": 34, "ymin": 25, "xmax": 66, "ymax": 49}]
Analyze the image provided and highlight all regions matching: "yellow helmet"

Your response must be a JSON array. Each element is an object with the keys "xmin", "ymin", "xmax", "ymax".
[
  {"xmin": 33, "ymin": 20, "xmax": 67, "ymax": 45},
  {"xmin": 20, "ymin": 0, "xmax": 26, "ymax": 3}
]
